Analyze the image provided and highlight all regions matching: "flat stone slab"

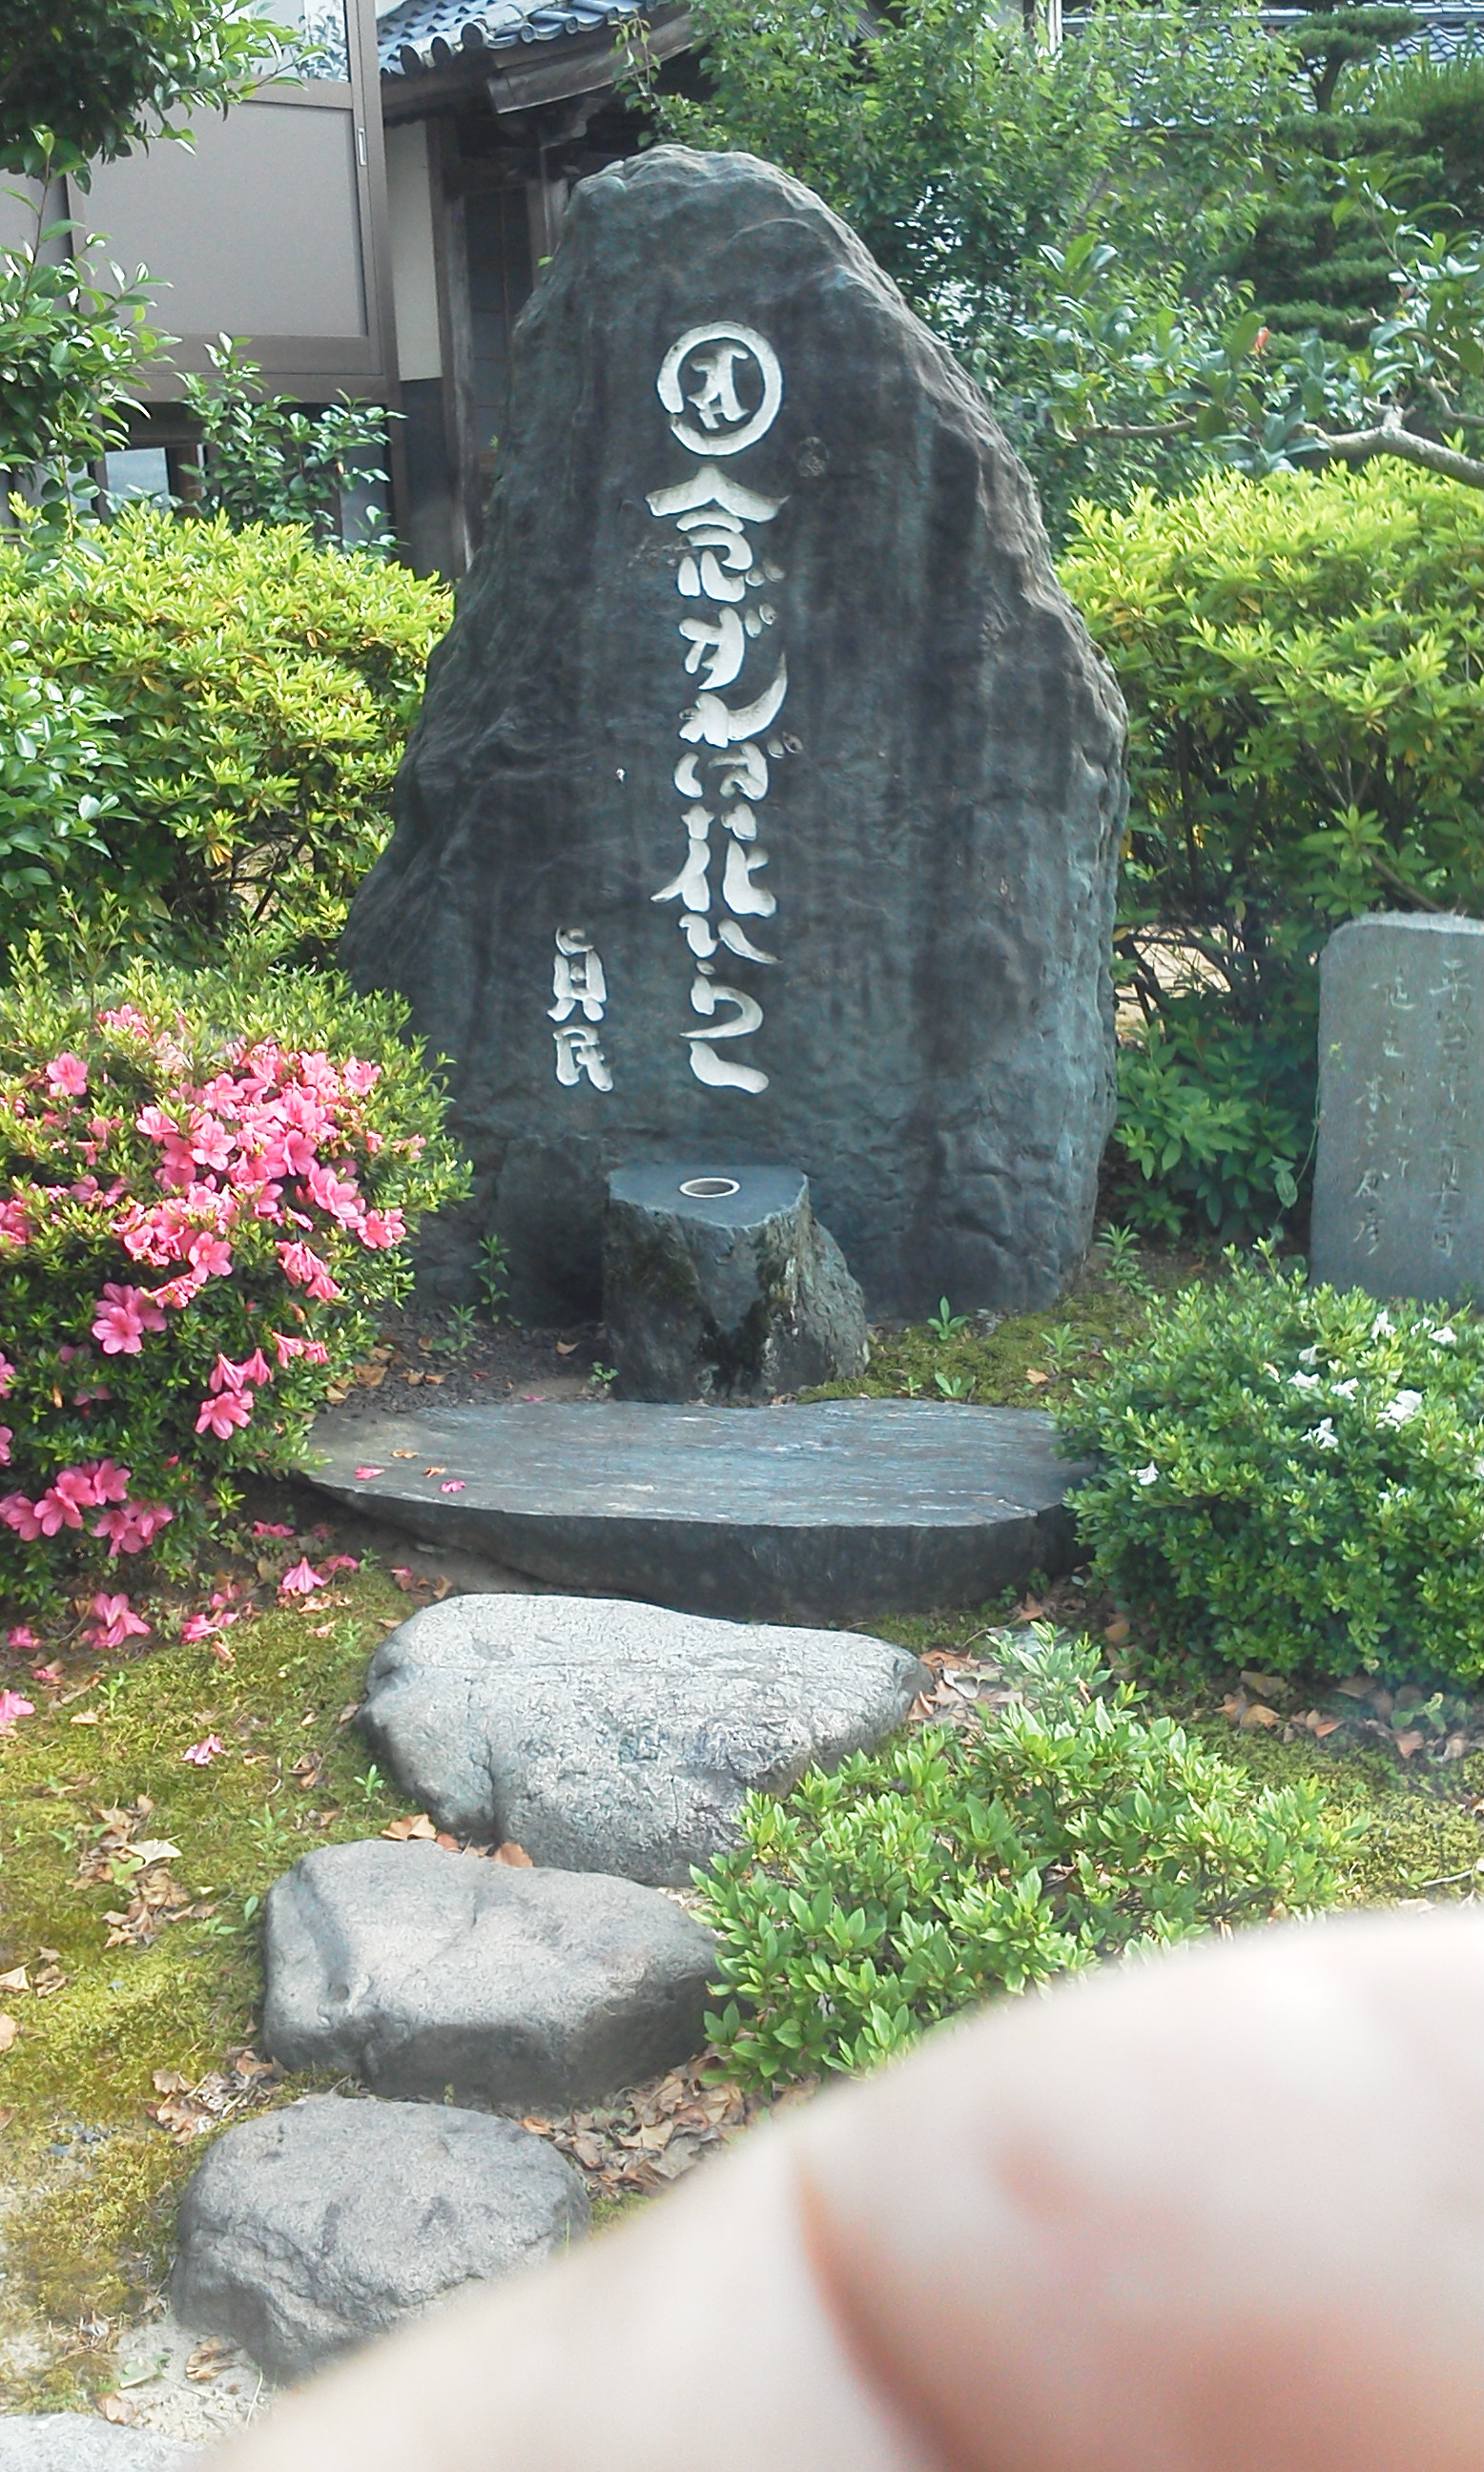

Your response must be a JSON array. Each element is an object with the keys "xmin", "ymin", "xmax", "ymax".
[
  {"xmin": 361, "ymin": 1593, "xmax": 929, "ymax": 1884},
  {"xmin": 0, "ymin": 2425, "xmax": 196, "ymax": 2471},
  {"xmin": 263, "ymin": 1840, "xmax": 716, "ymax": 2108},
  {"xmin": 305, "ymin": 1398, "xmax": 1088, "ymax": 1622},
  {"xmin": 172, "ymin": 2094, "xmax": 587, "ymax": 2380}
]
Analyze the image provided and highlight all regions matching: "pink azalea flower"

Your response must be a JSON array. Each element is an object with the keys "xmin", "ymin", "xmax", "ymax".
[
  {"xmin": 81, "ymin": 1458, "xmax": 132, "ymax": 1504},
  {"xmin": 209, "ymin": 1349, "xmax": 272, "ymax": 1395},
  {"xmin": 189, "ymin": 1111, "xmax": 233, "ymax": 1170},
  {"xmin": 276, "ymin": 1241, "xmax": 341, "ymax": 1303},
  {"xmin": 252, "ymin": 1519, "xmax": 295, "ymax": 1539},
  {"xmin": 278, "ymin": 1556, "xmax": 326, "ymax": 1596},
  {"xmin": 269, "ymin": 1329, "xmax": 305, "ymax": 1369},
  {"xmin": 0, "ymin": 1689, "xmax": 35, "ymax": 1731},
  {"xmin": 93, "ymin": 1281, "xmax": 168, "ymax": 1356},
  {"xmin": 187, "ymin": 1232, "xmax": 233, "ymax": 1280},
  {"xmin": 360, "ymin": 1208, "xmax": 405, "ymax": 1250},
  {"xmin": 183, "ymin": 1733, "xmax": 226, "ymax": 1765},
  {"xmin": 85, "ymin": 1592, "xmax": 151, "ymax": 1651},
  {"xmin": 151, "ymin": 1271, "xmax": 205, "ymax": 1311},
  {"xmin": 181, "ymin": 1613, "xmax": 224, "ymax": 1643},
  {"xmin": 323, "ymin": 1553, "xmax": 360, "ymax": 1573},
  {"xmin": 45, "ymin": 1052, "xmax": 88, "ymax": 1098},
  {"xmin": 306, "ymin": 1162, "xmax": 362, "ymax": 1225},
  {"xmin": 0, "ymin": 1351, "xmax": 14, "ymax": 1396},
  {"xmin": 31, "ymin": 1662, "xmax": 62, "ymax": 1685},
  {"xmin": 0, "ymin": 1200, "xmax": 31, "ymax": 1246},
  {"xmin": 196, "ymin": 1388, "xmax": 254, "ymax": 1440},
  {"xmin": 93, "ymin": 1499, "xmax": 174, "ymax": 1555},
  {"xmin": 100, "ymin": 1003, "xmax": 152, "ymax": 1037},
  {"xmin": 341, "ymin": 1058, "xmax": 381, "ymax": 1097},
  {"xmin": 0, "ymin": 1428, "xmax": 10, "ymax": 1468},
  {"xmin": 0, "ymin": 1492, "xmax": 41, "ymax": 1539},
  {"xmin": 7, "ymin": 1624, "xmax": 38, "ymax": 1650},
  {"xmin": 353, "ymin": 1466, "xmax": 383, "ymax": 1482},
  {"xmin": 34, "ymin": 1469, "xmax": 98, "ymax": 1535},
  {"xmin": 301, "ymin": 1340, "xmax": 330, "ymax": 1367}
]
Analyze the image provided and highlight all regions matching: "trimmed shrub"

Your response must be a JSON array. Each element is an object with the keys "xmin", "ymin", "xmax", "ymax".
[
  {"xmin": 0, "ymin": 506, "xmax": 448, "ymax": 964},
  {"xmin": 1061, "ymin": 464, "xmax": 1484, "ymax": 1241},
  {"xmin": 0, "ymin": 942, "xmax": 467, "ymax": 1606},
  {"xmin": 1053, "ymin": 1253, "xmax": 1484, "ymax": 1686},
  {"xmin": 697, "ymin": 1627, "xmax": 1345, "ymax": 2090}
]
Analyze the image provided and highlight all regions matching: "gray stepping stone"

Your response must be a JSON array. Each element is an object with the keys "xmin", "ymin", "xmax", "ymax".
[
  {"xmin": 171, "ymin": 2094, "xmax": 586, "ymax": 2380},
  {"xmin": 361, "ymin": 1593, "xmax": 929, "ymax": 1885},
  {"xmin": 306, "ymin": 1396, "xmax": 1088, "ymax": 1623},
  {"xmin": 0, "ymin": 2422, "xmax": 196, "ymax": 2470},
  {"xmin": 262, "ymin": 1840, "xmax": 716, "ymax": 2108}
]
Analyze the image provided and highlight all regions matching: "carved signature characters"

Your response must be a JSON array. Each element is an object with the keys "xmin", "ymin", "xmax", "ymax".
[{"xmin": 648, "ymin": 325, "xmax": 788, "ymax": 1094}]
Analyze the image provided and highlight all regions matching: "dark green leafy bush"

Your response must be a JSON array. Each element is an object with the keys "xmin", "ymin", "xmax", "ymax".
[
  {"xmin": 697, "ymin": 1628, "xmax": 1345, "ymax": 2089},
  {"xmin": 0, "ymin": 940, "xmax": 467, "ymax": 1604},
  {"xmin": 0, "ymin": 506, "xmax": 448, "ymax": 964},
  {"xmin": 1061, "ymin": 464, "xmax": 1484, "ymax": 1241},
  {"xmin": 1054, "ymin": 1254, "xmax": 1484, "ymax": 1686}
]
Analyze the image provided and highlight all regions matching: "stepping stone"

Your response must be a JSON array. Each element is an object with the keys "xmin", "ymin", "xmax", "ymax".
[
  {"xmin": 262, "ymin": 1840, "xmax": 716, "ymax": 2109},
  {"xmin": 307, "ymin": 1397, "xmax": 1088, "ymax": 1623},
  {"xmin": 0, "ymin": 2422, "xmax": 196, "ymax": 2470},
  {"xmin": 172, "ymin": 2095, "xmax": 586, "ymax": 2381},
  {"xmin": 360, "ymin": 1594, "xmax": 929, "ymax": 1885}
]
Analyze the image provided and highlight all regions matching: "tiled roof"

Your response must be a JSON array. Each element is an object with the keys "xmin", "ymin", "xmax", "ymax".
[
  {"xmin": 1259, "ymin": 3, "xmax": 1484, "ymax": 61},
  {"xmin": 378, "ymin": 0, "xmax": 654, "ymax": 78}
]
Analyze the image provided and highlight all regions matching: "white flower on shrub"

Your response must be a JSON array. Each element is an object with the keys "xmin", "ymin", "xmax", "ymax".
[
  {"xmin": 1330, "ymin": 1377, "xmax": 1358, "ymax": 1399},
  {"xmin": 1377, "ymin": 1390, "xmax": 1423, "ymax": 1429},
  {"xmin": 1289, "ymin": 1370, "xmax": 1321, "ymax": 1391},
  {"xmin": 1431, "ymin": 1325, "xmax": 1457, "ymax": 1346},
  {"xmin": 1135, "ymin": 1463, "xmax": 1160, "ymax": 1486},
  {"xmin": 1309, "ymin": 1418, "xmax": 1339, "ymax": 1450},
  {"xmin": 1371, "ymin": 1310, "xmax": 1394, "ymax": 1340},
  {"xmin": 1297, "ymin": 1346, "xmax": 1321, "ymax": 1367}
]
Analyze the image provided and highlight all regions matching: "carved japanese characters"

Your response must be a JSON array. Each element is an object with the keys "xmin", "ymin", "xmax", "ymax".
[{"xmin": 340, "ymin": 148, "xmax": 1126, "ymax": 1323}]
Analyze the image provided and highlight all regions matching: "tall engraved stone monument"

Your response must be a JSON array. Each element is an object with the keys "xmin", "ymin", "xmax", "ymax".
[
  {"xmin": 341, "ymin": 148, "xmax": 1127, "ymax": 1322},
  {"xmin": 1311, "ymin": 913, "xmax": 1484, "ymax": 1304}
]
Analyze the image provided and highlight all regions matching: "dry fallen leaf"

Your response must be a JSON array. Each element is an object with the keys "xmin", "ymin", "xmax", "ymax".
[
  {"xmin": 1241, "ymin": 1702, "xmax": 1281, "ymax": 1730},
  {"xmin": 381, "ymin": 1813, "xmax": 438, "ymax": 1842},
  {"xmin": 70, "ymin": 1708, "xmax": 100, "ymax": 1725},
  {"xmin": 355, "ymin": 1364, "xmax": 386, "ymax": 1390},
  {"xmin": 1394, "ymin": 1728, "xmax": 1425, "ymax": 1759},
  {"xmin": 392, "ymin": 1449, "xmax": 417, "ymax": 1459},
  {"xmin": 1023, "ymin": 1368, "xmax": 1049, "ymax": 1387},
  {"xmin": 98, "ymin": 2395, "xmax": 133, "ymax": 2425},
  {"xmin": 1240, "ymin": 1670, "xmax": 1288, "ymax": 1700},
  {"xmin": 555, "ymin": 1341, "xmax": 578, "ymax": 1357},
  {"xmin": 0, "ymin": 1967, "xmax": 29, "ymax": 1995},
  {"xmin": 0, "ymin": 2015, "xmax": 17, "ymax": 2054},
  {"xmin": 1308, "ymin": 1715, "xmax": 1343, "ymax": 1741},
  {"xmin": 423, "ymin": 1466, "xmax": 446, "ymax": 1477},
  {"xmin": 494, "ymin": 1841, "xmax": 533, "ymax": 1866},
  {"xmin": 1103, "ymin": 1618, "xmax": 1131, "ymax": 1646},
  {"xmin": 1336, "ymin": 1676, "xmax": 1373, "ymax": 1699}
]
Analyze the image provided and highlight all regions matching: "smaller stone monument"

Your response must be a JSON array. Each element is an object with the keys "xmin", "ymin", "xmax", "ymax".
[
  {"xmin": 602, "ymin": 1162, "xmax": 868, "ymax": 1400},
  {"xmin": 1310, "ymin": 912, "xmax": 1484, "ymax": 1303}
]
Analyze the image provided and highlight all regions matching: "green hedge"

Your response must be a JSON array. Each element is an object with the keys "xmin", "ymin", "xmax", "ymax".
[
  {"xmin": 1061, "ymin": 464, "xmax": 1484, "ymax": 1240},
  {"xmin": 0, "ymin": 508, "xmax": 448, "ymax": 965}
]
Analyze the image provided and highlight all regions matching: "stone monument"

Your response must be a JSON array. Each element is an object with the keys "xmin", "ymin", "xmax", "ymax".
[
  {"xmin": 1310, "ymin": 912, "xmax": 1484, "ymax": 1303},
  {"xmin": 341, "ymin": 146, "xmax": 1126, "ymax": 1324}
]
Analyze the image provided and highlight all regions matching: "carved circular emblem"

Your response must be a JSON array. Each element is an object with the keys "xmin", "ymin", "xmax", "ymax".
[
  {"xmin": 657, "ymin": 323, "xmax": 783, "ymax": 458},
  {"xmin": 679, "ymin": 1176, "xmax": 741, "ymax": 1199}
]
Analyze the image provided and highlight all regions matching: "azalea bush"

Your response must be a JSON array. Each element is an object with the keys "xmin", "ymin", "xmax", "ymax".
[
  {"xmin": 0, "ymin": 505, "xmax": 448, "ymax": 967},
  {"xmin": 0, "ymin": 944, "xmax": 466, "ymax": 1607},
  {"xmin": 1054, "ymin": 1254, "xmax": 1484, "ymax": 1686},
  {"xmin": 697, "ymin": 1627, "xmax": 1345, "ymax": 2091}
]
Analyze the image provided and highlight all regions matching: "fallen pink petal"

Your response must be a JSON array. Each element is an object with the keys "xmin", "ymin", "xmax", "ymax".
[
  {"xmin": 278, "ymin": 1556, "xmax": 327, "ymax": 1596},
  {"xmin": 252, "ymin": 1520, "xmax": 295, "ymax": 1539},
  {"xmin": 353, "ymin": 1467, "xmax": 383, "ymax": 1481},
  {"xmin": 6, "ymin": 1624, "xmax": 39, "ymax": 1651},
  {"xmin": 183, "ymin": 1734, "xmax": 226, "ymax": 1765},
  {"xmin": 440, "ymin": 1479, "xmax": 465, "ymax": 1494},
  {"xmin": 0, "ymin": 1689, "xmax": 35, "ymax": 1731}
]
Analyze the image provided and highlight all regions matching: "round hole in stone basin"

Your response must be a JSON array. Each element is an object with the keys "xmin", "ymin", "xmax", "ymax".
[{"xmin": 678, "ymin": 1177, "xmax": 741, "ymax": 1199}]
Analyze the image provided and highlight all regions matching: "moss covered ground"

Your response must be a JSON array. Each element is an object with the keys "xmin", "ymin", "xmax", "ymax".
[{"xmin": 1, "ymin": 1253, "xmax": 1479, "ymax": 2409}]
